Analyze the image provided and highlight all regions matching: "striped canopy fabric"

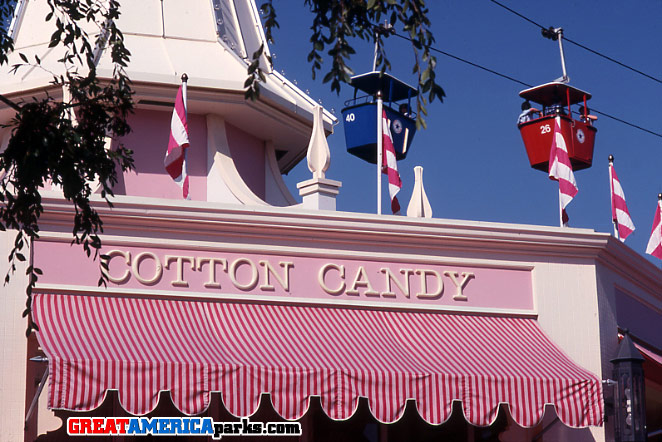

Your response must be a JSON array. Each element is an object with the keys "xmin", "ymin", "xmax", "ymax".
[{"xmin": 32, "ymin": 293, "xmax": 603, "ymax": 428}]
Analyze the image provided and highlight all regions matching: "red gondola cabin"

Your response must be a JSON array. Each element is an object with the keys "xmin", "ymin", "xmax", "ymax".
[{"xmin": 518, "ymin": 82, "xmax": 597, "ymax": 172}]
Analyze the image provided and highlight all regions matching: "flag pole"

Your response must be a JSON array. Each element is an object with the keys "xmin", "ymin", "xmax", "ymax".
[
  {"xmin": 552, "ymin": 116, "xmax": 563, "ymax": 228},
  {"xmin": 609, "ymin": 155, "xmax": 619, "ymax": 240},
  {"xmin": 376, "ymin": 90, "xmax": 383, "ymax": 215},
  {"xmin": 558, "ymin": 190, "xmax": 563, "ymax": 227},
  {"xmin": 181, "ymin": 73, "xmax": 189, "ymax": 200},
  {"xmin": 181, "ymin": 73, "xmax": 188, "ymax": 114},
  {"xmin": 372, "ymin": 32, "xmax": 378, "ymax": 71}
]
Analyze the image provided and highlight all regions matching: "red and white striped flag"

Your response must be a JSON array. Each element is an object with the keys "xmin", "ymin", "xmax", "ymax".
[
  {"xmin": 609, "ymin": 162, "xmax": 635, "ymax": 241},
  {"xmin": 548, "ymin": 116, "xmax": 578, "ymax": 226},
  {"xmin": 382, "ymin": 110, "xmax": 402, "ymax": 214},
  {"xmin": 646, "ymin": 197, "xmax": 662, "ymax": 260},
  {"xmin": 164, "ymin": 83, "xmax": 190, "ymax": 199}
]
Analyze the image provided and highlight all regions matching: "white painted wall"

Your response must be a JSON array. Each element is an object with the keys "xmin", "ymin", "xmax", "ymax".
[
  {"xmin": 533, "ymin": 259, "xmax": 605, "ymax": 442},
  {"xmin": 0, "ymin": 230, "xmax": 30, "ymax": 442}
]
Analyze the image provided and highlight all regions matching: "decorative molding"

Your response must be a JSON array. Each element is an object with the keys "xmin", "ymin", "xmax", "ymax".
[
  {"xmin": 206, "ymin": 114, "xmax": 267, "ymax": 206},
  {"xmin": 35, "ymin": 193, "xmax": 612, "ymax": 254}
]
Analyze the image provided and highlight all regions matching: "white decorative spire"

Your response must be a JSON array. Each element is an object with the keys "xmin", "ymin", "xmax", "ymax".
[
  {"xmin": 297, "ymin": 105, "xmax": 341, "ymax": 210},
  {"xmin": 406, "ymin": 166, "xmax": 433, "ymax": 218},
  {"xmin": 306, "ymin": 105, "xmax": 330, "ymax": 179}
]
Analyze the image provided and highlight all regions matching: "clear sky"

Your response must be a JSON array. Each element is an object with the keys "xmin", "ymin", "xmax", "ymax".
[{"xmin": 270, "ymin": 1, "xmax": 662, "ymax": 265}]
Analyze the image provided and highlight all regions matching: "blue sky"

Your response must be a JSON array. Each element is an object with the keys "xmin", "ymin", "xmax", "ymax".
[{"xmin": 270, "ymin": 1, "xmax": 662, "ymax": 265}]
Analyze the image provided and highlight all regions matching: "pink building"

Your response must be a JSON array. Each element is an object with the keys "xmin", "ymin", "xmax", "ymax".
[{"xmin": 1, "ymin": 1, "xmax": 660, "ymax": 441}]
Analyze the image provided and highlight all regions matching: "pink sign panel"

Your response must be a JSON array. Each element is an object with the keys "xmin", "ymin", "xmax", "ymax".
[{"xmin": 34, "ymin": 241, "xmax": 534, "ymax": 313}]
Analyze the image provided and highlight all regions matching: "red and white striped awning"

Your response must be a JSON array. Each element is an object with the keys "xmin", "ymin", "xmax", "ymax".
[{"xmin": 32, "ymin": 293, "xmax": 604, "ymax": 428}]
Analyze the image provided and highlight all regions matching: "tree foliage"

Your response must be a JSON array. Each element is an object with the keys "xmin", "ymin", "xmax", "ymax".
[
  {"xmin": 248, "ymin": 0, "xmax": 445, "ymax": 129},
  {"xmin": 0, "ymin": 0, "xmax": 134, "ymax": 335}
]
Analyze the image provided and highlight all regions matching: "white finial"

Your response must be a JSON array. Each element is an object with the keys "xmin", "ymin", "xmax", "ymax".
[
  {"xmin": 298, "ymin": 105, "xmax": 341, "ymax": 210},
  {"xmin": 406, "ymin": 166, "xmax": 433, "ymax": 218},
  {"xmin": 306, "ymin": 105, "xmax": 330, "ymax": 179}
]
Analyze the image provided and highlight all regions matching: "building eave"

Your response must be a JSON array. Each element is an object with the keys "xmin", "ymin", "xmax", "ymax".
[{"xmin": 36, "ymin": 192, "xmax": 642, "ymax": 265}]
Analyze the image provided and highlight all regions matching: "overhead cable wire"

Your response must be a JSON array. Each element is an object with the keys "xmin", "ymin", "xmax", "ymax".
[
  {"xmin": 562, "ymin": 36, "xmax": 662, "ymax": 86},
  {"xmin": 391, "ymin": 33, "xmax": 532, "ymax": 88},
  {"xmin": 390, "ymin": 32, "xmax": 662, "ymax": 139},
  {"xmin": 487, "ymin": 0, "xmax": 547, "ymax": 29},
  {"xmin": 590, "ymin": 109, "xmax": 662, "ymax": 138},
  {"xmin": 489, "ymin": 0, "xmax": 662, "ymax": 85}
]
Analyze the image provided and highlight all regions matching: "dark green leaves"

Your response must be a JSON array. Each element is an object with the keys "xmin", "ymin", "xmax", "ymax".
[
  {"xmin": 259, "ymin": 0, "xmax": 279, "ymax": 44},
  {"xmin": 49, "ymin": 23, "xmax": 63, "ymax": 48},
  {"xmin": 245, "ymin": 43, "xmax": 267, "ymax": 99}
]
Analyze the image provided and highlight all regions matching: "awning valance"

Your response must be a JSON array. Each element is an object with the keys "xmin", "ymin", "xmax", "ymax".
[{"xmin": 32, "ymin": 293, "xmax": 603, "ymax": 428}]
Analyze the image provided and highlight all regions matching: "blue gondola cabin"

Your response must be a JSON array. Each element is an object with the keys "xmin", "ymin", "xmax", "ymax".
[{"xmin": 342, "ymin": 72, "xmax": 418, "ymax": 164}]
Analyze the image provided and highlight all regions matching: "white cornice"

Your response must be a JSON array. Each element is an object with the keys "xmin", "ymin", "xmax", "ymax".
[
  {"xmin": 36, "ymin": 192, "xmax": 632, "ymax": 262},
  {"xmin": 597, "ymin": 237, "xmax": 662, "ymax": 297}
]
